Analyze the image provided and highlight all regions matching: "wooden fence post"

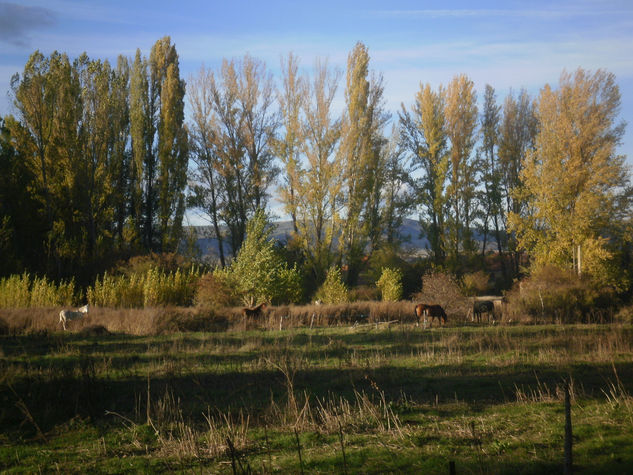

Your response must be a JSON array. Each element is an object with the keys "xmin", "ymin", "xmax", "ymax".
[{"xmin": 564, "ymin": 380, "xmax": 573, "ymax": 474}]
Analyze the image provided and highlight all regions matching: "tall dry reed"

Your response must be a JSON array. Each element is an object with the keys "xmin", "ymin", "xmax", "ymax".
[
  {"xmin": 87, "ymin": 267, "xmax": 201, "ymax": 308},
  {"xmin": 0, "ymin": 273, "xmax": 76, "ymax": 308}
]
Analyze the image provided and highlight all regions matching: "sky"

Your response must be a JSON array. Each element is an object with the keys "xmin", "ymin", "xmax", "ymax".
[{"xmin": 2, "ymin": 0, "xmax": 633, "ymax": 219}]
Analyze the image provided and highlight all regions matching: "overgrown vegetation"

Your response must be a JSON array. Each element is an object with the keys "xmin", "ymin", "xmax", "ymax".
[{"xmin": 504, "ymin": 265, "xmax": 617, "ymax": 324}]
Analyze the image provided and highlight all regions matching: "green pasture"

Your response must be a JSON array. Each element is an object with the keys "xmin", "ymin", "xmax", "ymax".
[{"xmin": 1, "ymin": 324, "xmax": 633, "ymax": 473}]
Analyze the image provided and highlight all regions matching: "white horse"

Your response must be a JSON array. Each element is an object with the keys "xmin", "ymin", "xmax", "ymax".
[{"xmin": 59, "ymin": 304, "xmax": 89, "ymax": 331}]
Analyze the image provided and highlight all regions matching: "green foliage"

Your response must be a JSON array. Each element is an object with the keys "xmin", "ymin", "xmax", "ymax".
[
  {"xmin": 0, "ymin": 273, "xmax": 76, "ymax": 308},
  {"xmin": 376, "ymin": 267, "xmax": 403, "ymax": 302},
  {"xmin": 315, "ymin": 266, "xmax": 349, "ymax": 304},
  {"xmin": 220, "ymin": 210, "xmax": 303, "ymax": 305},
  {"xmin": 87, "ymin": 267, "xmax": 200, "ymax": 308}
]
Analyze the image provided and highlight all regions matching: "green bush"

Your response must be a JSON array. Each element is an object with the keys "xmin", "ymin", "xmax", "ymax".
[
  {"xmin": 219, "ymin": 210, "xmax": 303, "ymax": 305},
  {"xmin": 315, "ymin": 267, "xmax": 349, "ymax": 304},
  {"xmin": 376, "ymin": 267, "xmax": 403, "ymax": 302}
]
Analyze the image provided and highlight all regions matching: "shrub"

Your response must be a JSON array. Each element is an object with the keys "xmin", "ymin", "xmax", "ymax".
[
  {"xmin": 376, "ymin": 267, "xmax": 403, "ymax": 302},
  {"xmin": 115, "ymin": 252, "xmax": 192, "ymax": 275},
  {"xmin": 349, "ymin": 286, "xmax": 381, "ymax": 302},
  {"xmin": 219, "ymin": 210, "xmax": 303, "ymax": 305},
  {"xmin": 315, "ymin": 267, "xmax": 349, "ymax": 304},
  {"xmin": 414, "ymin": 270, "xmax": 470, "ymax": 321},
  {"xmin": 194, "ymin": 272, "xmax": 240, "ymax": 309},
  {"xmin": 505, "ymin": 265, "xmax": 616, "ymax": 323}
]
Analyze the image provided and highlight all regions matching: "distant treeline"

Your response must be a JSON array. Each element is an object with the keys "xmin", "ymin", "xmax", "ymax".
[{"xmin": 1, "ymin": 38, "xmax": 630, "ymax": 293}]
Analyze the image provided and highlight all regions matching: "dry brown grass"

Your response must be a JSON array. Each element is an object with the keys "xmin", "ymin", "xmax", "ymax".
[
  {"xmin": 2, "ymin": 296, "xmax": 627, "ymax": 336},
  {"xmin": 250, "ymin": 300, "xmax": 419, "ymax": 329},
  {"xmin": 0, "ymin": 306, "xmax": 228, "ymax": 335},
  {"xmin": 0, "ymin": 301, "xmax": 422, "ymax": 335}
]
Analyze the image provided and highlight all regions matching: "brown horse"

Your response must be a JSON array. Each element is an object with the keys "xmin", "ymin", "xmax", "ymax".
[
  {"xmin": 414, "ymin": 303, "xmax": 447, "ymax": 326},
  {"xmin": 242, "ymin": 302, "xmax": 268, "ymax": 318},
  {"xmin": 414, "ymin": 303, "xmax": 430, "ymax": 320}
]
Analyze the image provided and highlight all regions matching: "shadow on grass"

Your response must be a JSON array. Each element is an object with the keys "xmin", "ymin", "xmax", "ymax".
[{"xmin": 2, "ymin": 353, "xmax": 633, "ymax": 439}]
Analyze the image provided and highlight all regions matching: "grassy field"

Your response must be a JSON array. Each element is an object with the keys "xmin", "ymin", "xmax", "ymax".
[{"xmin": 1, "ymin": 320, "xmax": 633, "ymax": 473}]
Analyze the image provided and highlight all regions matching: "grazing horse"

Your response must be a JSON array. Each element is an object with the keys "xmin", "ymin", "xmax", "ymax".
[
  {"xmin": 473, "ymin": 300, "xmax": 494, "ymax": 323},
  {"xmin": 241, "ymin": 302, "xmax": 268, "ymax": 318},
  {"xmin": 59, "ymin": 304, "xmax": 89, "ymax": 331},
  {"xmin": 425, "ymin": 304, "xmax": 447, "ymax": 325},
  {"xmin": 414, "ymin": 303, "xmax": 447, "ymax": 327},
  {"xmin": 414, "ymin": 303, "xmax": 429, "ymax": 321}
]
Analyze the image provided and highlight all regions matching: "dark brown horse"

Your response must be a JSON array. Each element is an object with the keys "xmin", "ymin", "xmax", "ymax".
[
  {"xmin": 414, "ymin": 303, "xmax": 447, "ymax": 326},
  {"xmin": 242, "ymin": 302, "xmax": 268, "ymax": 318},
  {"xmin": 473, "ymin": 300, "xmax": 494, "ymax": 323}
]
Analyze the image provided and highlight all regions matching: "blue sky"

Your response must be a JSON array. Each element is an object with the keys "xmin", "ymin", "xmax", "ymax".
[{"xmin": 2, "ymin": 0, "xmax": 633, "ymax": 164}]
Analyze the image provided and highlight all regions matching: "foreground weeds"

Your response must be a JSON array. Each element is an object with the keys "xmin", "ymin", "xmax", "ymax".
[{"xmin": 1, "ymin": 324, "xmax": 633, "ymax": 473}]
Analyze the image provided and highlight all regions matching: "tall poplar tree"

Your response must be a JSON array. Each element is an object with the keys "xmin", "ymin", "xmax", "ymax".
[
  {"xmin": 129, "ymin": 49, "xmax": 152, "ymax": 249},
  {"xmin": 151, "ymin": 37, "xmax": 188, "ymax": 252},
  {"xmin": 339, "ymin": 42, "xmax": 388, "ymax": 285},
  {"xmin": 11, "ymin": 51, "xmax": 82, "ymax": 276},
  {"xmin": 129, "ymin": 37, "xmax": 188, "ymax": 252},
  {"xmin": 445, "ymin": 74, "xmax": 478, "ymax": 262},
  {"xmin": 110, "ymin": 56, "xmax": 131, "ymax": 248},
  {"xmin": 295, "ymin": 59, "xmax": 342, "ymax": 284},
  {"xmin": 76, "ymin": 54, "xmax": 116, "ymax": 258},
  {"xmin": 509, "ymin": 68, "xmax": 630, "ymax": 287},
  {"xmin": 238, "ymin": 55, "xmax": 279, "ymax": 213},
  {"xmin": 188, "ymin": 66, "xmax": 227, "ymax": 267},
  {"xmin": 380, "ymin": 125, "xmax": 414, "ymax": 246},
  {"xmin": 400, "ymin": 83, "xmax": 450, "ymax": 265},
  {"xmin": 478, "ymin": 84, "xmax": 503, "ymax": 263},
  {"xmin": 498, "ymin": 89, "xmax": 537, "ymax": 276},
  {"xmin": 275, "ymin": 52, "xmax": 306, "ymax": 234}
]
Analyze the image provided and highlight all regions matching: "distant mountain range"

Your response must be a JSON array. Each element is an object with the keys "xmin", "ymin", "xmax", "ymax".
[{"xmin": 185, "ymin": 218, "xmax": 497, "ymax": 262}]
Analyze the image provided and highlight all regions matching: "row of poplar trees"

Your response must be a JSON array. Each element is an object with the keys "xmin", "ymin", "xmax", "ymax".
[
  {"xmin": 188, "ymin": 42, "xmax": 630, "ymax": 290},
  {"xmin": 1, "ymin": 37, "xmax": 631, "ymax": 291},
  {"xmin": 1, "ymin": 37, "xmax": 187, "ymax": 281}
]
